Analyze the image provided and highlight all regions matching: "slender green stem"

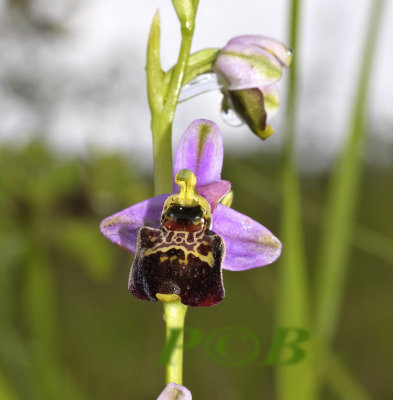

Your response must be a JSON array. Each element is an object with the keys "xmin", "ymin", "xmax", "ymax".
[
  {"xmin": 24, "ymin": 242, "xmax": 58, "ymax": 397},
  {"xmin": 146, "ymin": 2, "xmax": 199, "ymax": 386},
  {"xmin": 149, "ymin": 8, "xmax": 197, "ymax": 195},
  {"xmin": 163, "ymin": 300, "xmax": 188, "ymax": 385},
  {"xmin": 276, "ymin": 0, "xmax": 315, "ymax": 398},
  {"xmin": 165, "ymin": 48, "xmax": 220, "ymax": 88},
  {"xmin": 151, "ymin": 116, "xmax": 174, "ymax": 195},
  {"xmin": 0, "ymin": 372, "xmax": 18, "ymax": 400},
  {"xmin": 314, "ymin": 0, "xmax": 385, "ymax": 354},
  {"xmin": 327, "ymin": 355, "xmax": 371, "ymax": 400}
]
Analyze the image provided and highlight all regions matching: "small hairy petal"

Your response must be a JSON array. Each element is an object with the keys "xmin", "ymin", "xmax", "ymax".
[
  {"xmin": 99, "ymin": 194, "xmax": 168, "ymax": 254},
  {"xmin": 197, "ymin": 180, "xmax": 231, "ymax": 213},
  {"xmin": 213, "ymin": 204, "xmax": 282, "ymax": 271},
  {"xmin": 173, "ymin": 119, "xmax": 223, "ymax": 189},
  {"xmin": 157, "ymin": 383, "xmax": 192, "ymax": 400}
]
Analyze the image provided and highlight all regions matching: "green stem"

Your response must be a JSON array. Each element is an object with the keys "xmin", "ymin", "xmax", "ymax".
[
  {"xmin": 0, "ymin": 372, "xmax": 18, "ymax": 400},
  {"xmin": 151, "ymin": 116, "xmax": 173, "ymax": 195},
  {"xmin": 327, "ymin": 355, "xmax": 371, "ymax": 400},
  {"xmin": 163, "ymin": 300, "xmax": 188, "ymax": 385},
  {"xmin": 150, "ymin": 10, "xmax": 197, "ymax": 195},
  {"xmin": 276, "ymin": 0, "xmax": 315, "ymax": 398},
  {"xmin": 314, "ymin": 0, "xmax": 385, "ymax": 356},
  {"xmin": 165, "ymin": 48, "xmax": 220, "ymax": 88},
  {"xmin": 146, "ymin": 1, "xmax": 199, "ymax": 386}
]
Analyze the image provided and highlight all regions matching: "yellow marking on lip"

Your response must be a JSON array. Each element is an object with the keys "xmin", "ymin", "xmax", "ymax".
[
  {"xmin": 156, "ymin": 293, "xmax": 180, "ymax": 302},
  {"xmin": 144, "ymin": 245, "xmax": 214, "ymax": 267}
]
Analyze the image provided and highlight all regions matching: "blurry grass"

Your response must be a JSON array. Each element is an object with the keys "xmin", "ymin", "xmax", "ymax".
[
  {"xmin": 326, "ymin": 355, "xmax": 371, "ymax": 400},
  {"xmin": 228, "ymin": 161, "xmax": 393, "ymax": 266},
  {"xmin": 274, "ymin": 0, "xmax": 386, "ymax": 398},
  {"xmin": 274, "ymin": 0, "xmax": 315, "ymax": 398},
  {"xmin": 314, "ymin": 0, "xmax": 386, "ymax": 392},
  {"xmin": 0, "ymin": 372, "xmax": 18, "ymax": 400},
  {"xmin": 225, "ymin": 152, "xmax": 393, "ymax": 399},
  {"xmin": 0, "ymin": 142, "xmax": 153, "ymax": 400}
]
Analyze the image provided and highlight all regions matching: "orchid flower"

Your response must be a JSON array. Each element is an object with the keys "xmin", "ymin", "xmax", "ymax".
[
  {"xmin": 214, "ymin": 35, "xmax": 292, "ymax": 139},
  {"xmin": 157, "ymin": 382, "xmax": 192, "ymax": 400},
  {"xmin": 100, "ymin": 119, "xmax": 281, "ymax": 307}
]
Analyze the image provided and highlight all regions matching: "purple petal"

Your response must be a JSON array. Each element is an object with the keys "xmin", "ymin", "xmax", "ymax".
[
  {"xmin": 157, "ymin": 383, "xmax": 192, "ymax": 400},
  {"xmin": 215, "ymin": 35, "xmax": 292, "ymax": 91},
  {"xmin": 226, "ymin": 35, "xmax": 293, "ymax": 67},
  {"xmin": 197, "ymin": 180, "xmax": 231, "ymax": 213},
  {"xmin": 173, "ymin": 119, "xmax": 223, "ymax": 190},
  {"xmin": 215, "ymin": 51, "xmax": 281, "ymax": 90},
  {"xmin": 212, "ymin": 204, "xmax": 282, "ymax": 271},
  {"xmin": 99, "ymin": 194, "xmax": 169, "ymax": 254}
]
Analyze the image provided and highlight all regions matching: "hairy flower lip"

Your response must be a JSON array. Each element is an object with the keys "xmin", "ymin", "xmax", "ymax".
[{"xmin": 100, "ymin": 119, "xmax": 282, "ymax": 271}]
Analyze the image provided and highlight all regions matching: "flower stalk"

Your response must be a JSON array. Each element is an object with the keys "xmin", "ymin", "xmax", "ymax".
[
  {"xmin": 146, "ymin": 0, "xmax": 199, "ymax": 388},
  {"xmin": 147, "ymin": 3, "xmax": 199, "ymax": 196},
  {"xmin": 163, "ymin": 299, "xmax": 188, "ymax": 385}
]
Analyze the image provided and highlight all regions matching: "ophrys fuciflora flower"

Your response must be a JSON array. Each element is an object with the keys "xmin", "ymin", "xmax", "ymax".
[{"xmin": 100, "ymin": 119, "xmax": 281, "ymax": 306}]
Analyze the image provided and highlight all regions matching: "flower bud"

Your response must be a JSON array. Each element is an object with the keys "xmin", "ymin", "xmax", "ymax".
[
  {"xmin": 157, "ymin": 383, "xmax": 192, "ymax": 400},
  {"xmin": 215, "ymin": 35, "xmax": 291, "ymax": 139},
  {"xmin": 214, "ymin": 35, "xmax": 292, "ymax": 90}
]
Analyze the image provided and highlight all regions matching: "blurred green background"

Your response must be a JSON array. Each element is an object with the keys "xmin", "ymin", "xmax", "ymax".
[
  {"xmin": 1, "ymin": 140, "xmax": 392, "ymax": 399},
  {"xmin": 1, "ymin": 0, "xmax": 393, "ymax": 399}
]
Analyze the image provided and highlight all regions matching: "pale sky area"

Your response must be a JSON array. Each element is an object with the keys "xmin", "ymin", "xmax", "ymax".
[{"xmin": 0, "ymin": 0, "xmax": 392, "ymax": 171}]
